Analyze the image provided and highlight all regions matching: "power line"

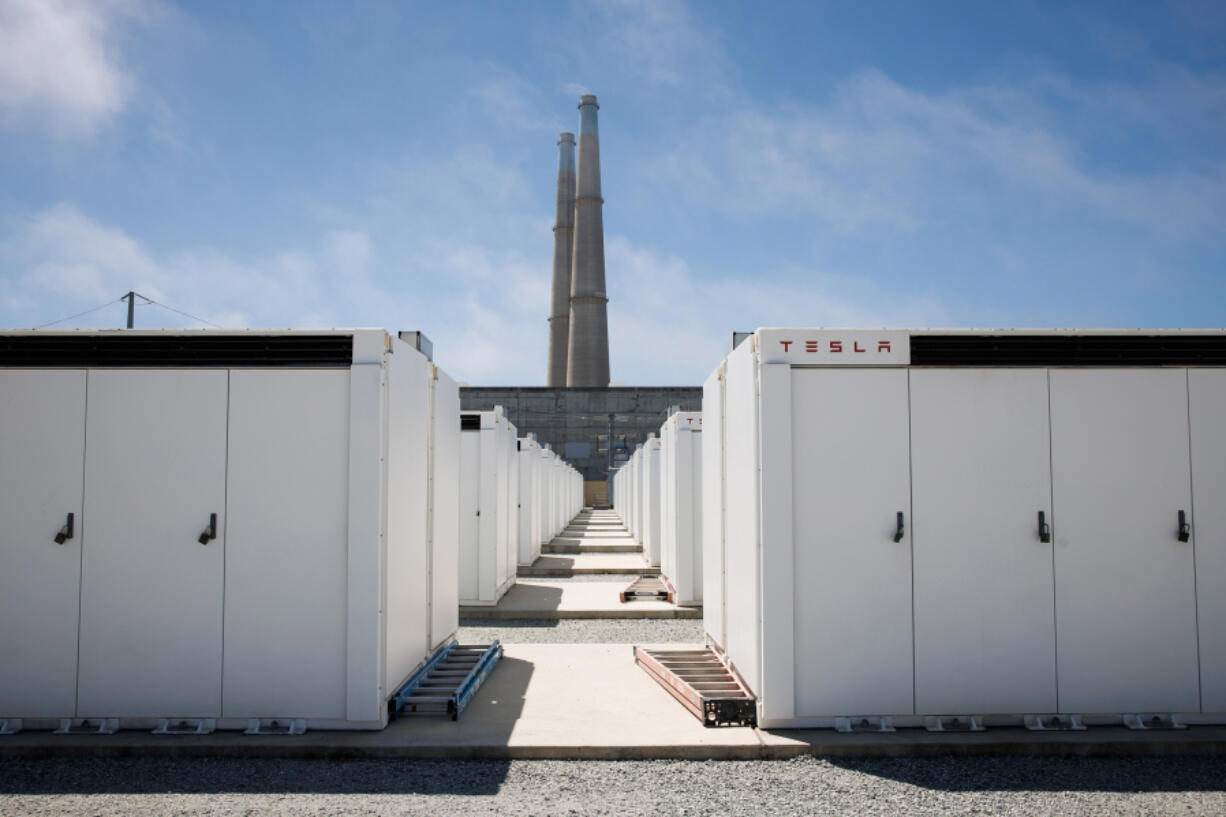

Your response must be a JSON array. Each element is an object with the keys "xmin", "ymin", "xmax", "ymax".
[
  {"xmin": 140, "ymin": 297, "xmax": 226, "ymax": 329},
  {"xmin": 34, "ymin": 292, "xmax": 226, "ymax": 330},
  {"xmin": 35, "ymin": 297, "xmax": 125, "ymax": 329}
]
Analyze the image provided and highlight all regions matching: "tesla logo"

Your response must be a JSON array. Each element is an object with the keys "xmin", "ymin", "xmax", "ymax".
[
  {"xmin": 779, "ymin": 340, "xmax": 892, "ymax": 354},
  {"xmin": 759, "ymin": 329, "xmax": 910, "ymax": 366}
]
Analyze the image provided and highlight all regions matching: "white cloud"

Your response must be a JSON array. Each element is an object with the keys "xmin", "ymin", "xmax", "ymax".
[
  {"xmin": 0, "ymin": 203, "xmax": 558, "ymax": 383},
  {"xmin": 658, "ymin": 67, "xmax": 1226, "ymax": 242},
  {"xmin": 592, "ymin": 0, "xmax": 730, "ymax": 94},
  {"xmin": 0, "ymin": 0, "xmax": 159, "ymax": 139},
  {"xmin": 605, "ymin": 236, "xmax": 949, "ymax": 384},
  {"xmin": 0, "ymin": 204, "xmax": 363, "ymax": 330},
  {"xmin": 469, "ymin": 68, "xmax": 563, "ymax": 133}
]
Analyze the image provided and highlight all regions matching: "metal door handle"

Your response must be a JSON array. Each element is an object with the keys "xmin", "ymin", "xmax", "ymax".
[
  {"xmin": 198, "ymin": 513, "xmax": 217, "ymax": 545},
  {"xmin": 1038, "ymin": 511, "xmax": 1051, "ymax": 544},
  {"xmin": 1178, "ymin": 510, "xmax": 1190, "ymax": 543},
  {"xmin": 893, "ymin": 511, "xmax": 905, "ymax": 543},
  {"xmin": 54, "ymin": 513, "xmax": 74, "ymax": 545}
]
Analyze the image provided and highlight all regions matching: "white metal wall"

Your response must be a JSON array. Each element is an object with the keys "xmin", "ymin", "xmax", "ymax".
[
  {"xmin": 661, "ymin": 421, "xmax": 675, "ymax": 580},
  {"xmin": 657, "ymin": 412, "xmax": 703, "ymax": 603},
  {"xmin": 643, "ymin": 437, "xmax": 662, "ymax": 567},
  {"xmin": 910, "ymin": 368, "xmax": 1057, "ymax": 715},
  {"xmin": 77, "ymin": 369, "xmax": 230, "ymax": 719},
  {"xmin": 716, "ymin": 340, "xmax": 762, "ymax": 699},
  {"xmin": 504, "ymin": 420, "xmax": 519, "ymax": 575},
  {"xmin": 429, "ymin": 366, "xmax": 461, "ymax": 650},
  {"xmin": 223, "ymin": 369, "xmax": 352, "ymax": 721},
  {"xmin": 518, "ymin": 438, "xmax": 542, "ymax": 565},
  {"xmin": 790, "ymin": 368, "xmax": 914, "ymax": 719},
  {"xmin": 538, "ymin": 446, "xmax": 554, "ymax": 545},
  {"xmin": 701, "ymin": 367, "xmax": 725, "ymax": 650},
  {"xmin": 0, "ymin": 371, "xmax": 87, "ymax": 718},
  {"xmin": 458, "ymin": 431, "xmax": 481, "ymax": 602},
  {"xmin": 1050, "ymin": 369, "xmax": 1199, "ymax": 714},
  {"xmin": 1191, "ymin": 370, "xmax": 1226, "ymax": 713},
  {"xmin": 459, "ymin": 409, "xmax": 517, "ymax": 605}
]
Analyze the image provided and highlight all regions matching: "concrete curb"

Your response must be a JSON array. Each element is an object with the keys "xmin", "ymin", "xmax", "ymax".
[
  {"xmin": 517, "ymin": 567, "xmax": 659, "ymax": 576},
  {"xmin": 3, "ymin": 728, "xmax": 1224, "ymax": 761},
  {"xmin": 456, "ymin": 608, "xmax": 702, "ymax": 620}
]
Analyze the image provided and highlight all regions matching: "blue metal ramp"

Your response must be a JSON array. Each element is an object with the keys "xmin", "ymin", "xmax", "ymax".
[{"xmin": 390, "ymin": 639, "xmax": 503, "ymax": 721}]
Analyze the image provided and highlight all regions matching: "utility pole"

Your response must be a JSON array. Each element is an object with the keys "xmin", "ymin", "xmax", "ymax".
[{"xmin": 124, "ymin": 291, "xmax": 135, "ymax": 329}]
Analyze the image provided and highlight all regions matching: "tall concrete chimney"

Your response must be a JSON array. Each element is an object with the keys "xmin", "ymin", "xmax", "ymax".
[
  {"xmin": 546, "ymin": 132, "xmax": 576, "ymax": 387},
  {"xmin": 566, "ymin": 94, "xmax": 610, "ymax": 388}
]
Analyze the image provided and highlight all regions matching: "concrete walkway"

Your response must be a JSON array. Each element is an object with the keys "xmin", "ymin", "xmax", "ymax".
[
  {"xmin": 462, "ymin": 508, "xmax": 694, "ymax": 618},
  {"xmin": 460, "ymin": 581, "xmax": 699, "ymax": 619}
]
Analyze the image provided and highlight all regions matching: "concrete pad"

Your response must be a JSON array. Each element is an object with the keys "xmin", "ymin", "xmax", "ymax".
[
  {"xmin": 5, "ymin": 644, "xmax": 1224, "ymax": 760},
  {"xmin": 381, "ymin": 644, "xmax": 761, "ymax": 757},
  {"xmin": 554, "ymin": 537, "xmax": 636, "ymax": 547},
  {"xmin": 518, "ymin": 553, "xmax": 654, "ymax": 576},
  {"xmin": 543, "ymin": 542, "xmax": 641, "ymax": 553},
  {"xmin": 562, "ymin": 529, "xmax": 634, "ymax": 538},
  {"xmin": 0, "ymin": 645, "xmax": 755, "ymax": 760},
  {"xmin": 460, "ymin": 581, "xmax": 702, "ymax": 619}
]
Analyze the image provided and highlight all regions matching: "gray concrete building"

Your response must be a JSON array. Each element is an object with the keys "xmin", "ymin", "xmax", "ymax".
[
  {"xmin": 565, "ymin": 94, "xmax": 611, "ymax": 388},
  {"xmin": 546, "ymin": 133, "xmax": 575, "ymax": 387},
  {"xmin": 460, "ymin": 387, "xmax": 701, "ymax": 489}
]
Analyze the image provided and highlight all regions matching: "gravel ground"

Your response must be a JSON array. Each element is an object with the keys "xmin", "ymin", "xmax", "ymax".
[
  {"xmin": 1, "ymin": 755, "xmax": 1223, "ymax": 816},
  {"xmin": 458, "ymin": 617, "xmax": 704, "ymax": 644}
]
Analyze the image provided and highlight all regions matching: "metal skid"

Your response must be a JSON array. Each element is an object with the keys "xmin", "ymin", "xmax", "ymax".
[
  {"xmin": 391, "ymin": 639, "xmax": 503, "ymax": 721},
  {"xmin": 634, "ymin": 647, "xmax": 756, "ymax": 727},
  {"xmin": 620, "ymin": 575, "xmax": 673, "ymax": 603}
]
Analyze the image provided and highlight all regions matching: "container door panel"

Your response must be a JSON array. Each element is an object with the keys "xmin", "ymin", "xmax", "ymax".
[
  {"xmin": 910, "ymin": 368, "xmax": 1057, "ymax": 714},
  {"xmin": 1190, "ymin": 369, "xmax": 1226, "ymax": 713},
  {"xmin": 458, "ymin": 432, "xmax": 480, "ymax": 602},
  {"xmin": 791, "ymin": 368, "xmax": 913, "ymax": 717},
  {"xmin": 507, "ymin": 430, "xmax": 519, "ymax": 572},
  {"xmin": 538, "ymin": 450, "xmax": 552, "ymax": 545},
  {"xmin": 1050, "ymin": 368, "xmax": 1199, "ymax": 714},
  {"xmin": 430, "ymin": 372, "xmax": 461, "ymax": 647},
  {"xmin": 493, "ymin": 426, "xmax": 509, "ymax": 587},
  {"xmin": 78, "ymin": 370, "xmax": 228, "ymax": 718},
  {"xmin": 645, "ymin": 444, "xmax": 661, "ymax": 566},
  {"xmin": 0, "ymin": 370, "xmax": 87, "ymax": 718},
  {"xmin": 222, "ymin": 370, "xmax": 350, "ymax": 719},
  {"xmin": 701, "ymin": 368, "xmax": 725, "ymax": 649}
]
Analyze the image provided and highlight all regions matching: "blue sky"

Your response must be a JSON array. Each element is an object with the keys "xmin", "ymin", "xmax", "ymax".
[{"xmin": 1, "ymin": 0, "xmax": 1223, "ymax": 385}]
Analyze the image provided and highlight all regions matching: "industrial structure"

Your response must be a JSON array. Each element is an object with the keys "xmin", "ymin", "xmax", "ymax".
[
  {"xmin": 469, "ymin": 93, "xmax": 700, "ymax": 497},
  {"xmin": 548, "ymin": 95, "xmax": 610, "ymax": 388},
  {"xmin": 546, "ymin": 133, "xmax": 575, "ymax": 387},
  {"xmin": 460, "ymin": 385, "xmax": 701, "ymax": 492}
]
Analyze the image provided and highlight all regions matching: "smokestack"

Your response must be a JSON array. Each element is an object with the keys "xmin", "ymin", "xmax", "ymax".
[
  {"xmin": 547, "ymin": 132, "xmax": 576, "ymax": 387},
  {"xmin": 566, "ymin": 94, "xmax": 610, "ymax": 388}
]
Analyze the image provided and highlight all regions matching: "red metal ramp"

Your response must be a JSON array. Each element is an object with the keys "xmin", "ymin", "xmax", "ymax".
[{"xmin": 634, "ymin": 647, "xmax": 757, "ymax": 727}]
